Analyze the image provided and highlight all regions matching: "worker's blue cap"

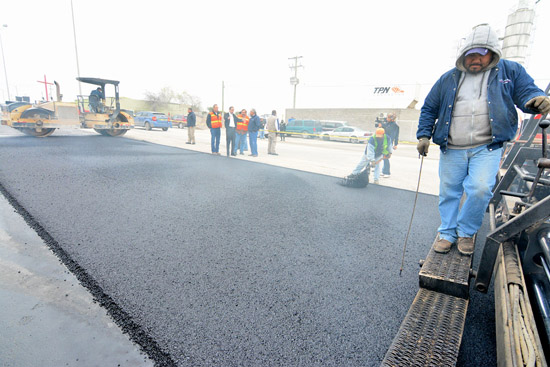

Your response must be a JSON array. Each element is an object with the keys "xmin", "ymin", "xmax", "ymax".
[{"xmin": 465, "ymin": 47, "xmax": 489, "ymax": 56}]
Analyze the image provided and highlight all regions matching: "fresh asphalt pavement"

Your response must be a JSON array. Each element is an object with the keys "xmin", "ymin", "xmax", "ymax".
[{"xmin": 0, "ymin": 126, "xmax": 496, "ymax": 366}]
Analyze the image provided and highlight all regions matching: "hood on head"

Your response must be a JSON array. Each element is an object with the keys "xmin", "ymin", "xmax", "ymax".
[{"xmin": 456, "ymin": 24, "xmax": 501, "ymax": 72}]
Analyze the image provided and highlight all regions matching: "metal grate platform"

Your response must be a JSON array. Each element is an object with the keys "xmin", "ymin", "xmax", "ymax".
[
  {"xmin": 419, "ymin": 238, "xmax": 473, "ymax": 299},
  {"xmin": 381, "ymin": 288, "xmax": 469, "ymax": 367}
]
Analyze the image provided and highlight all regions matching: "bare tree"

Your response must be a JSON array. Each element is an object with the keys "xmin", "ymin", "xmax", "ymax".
[
  {"xmin": 176, "ymin": 91, "xmax": 203, "ymax": 111},
  {"xmin": 145, "ymin": 87, "xmax": 203, "ymax": 112},
  {"xmin": 144, "ymin": 87, "xmax": 176, "ymax": 111}
]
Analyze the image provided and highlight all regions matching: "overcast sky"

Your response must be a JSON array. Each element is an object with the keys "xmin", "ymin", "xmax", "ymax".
[{"xmin": 1, "ymin": 0, "xmax": 548, "ymax": 116}]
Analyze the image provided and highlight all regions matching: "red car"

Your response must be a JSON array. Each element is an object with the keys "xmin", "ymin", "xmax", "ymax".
[{"xmin": 171, "ymin": 114, "xmax": 187, "ymax": 129}]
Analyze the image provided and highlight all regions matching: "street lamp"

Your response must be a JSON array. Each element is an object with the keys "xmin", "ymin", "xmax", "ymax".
[{"xmin": 0, "ymin": 24, "xmax": 10, "ymax": 101}]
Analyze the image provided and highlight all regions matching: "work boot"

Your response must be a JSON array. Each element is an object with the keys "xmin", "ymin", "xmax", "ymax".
[
  {"xmin": 434, "ymin": 238, "xmax": 452, "ymax": 254},
  {"xmin": 457, "ymin": 237, "xmax": 475, "ymax": 255}
]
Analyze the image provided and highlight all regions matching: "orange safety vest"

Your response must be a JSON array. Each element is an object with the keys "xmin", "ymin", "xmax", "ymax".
[
  {"xmin": 209, "ymin": 112, "xmax": 222, "ymax": 128},
  {"xmin": 237, "ymin": 114, "xmax": 249, "ymax": 131}
]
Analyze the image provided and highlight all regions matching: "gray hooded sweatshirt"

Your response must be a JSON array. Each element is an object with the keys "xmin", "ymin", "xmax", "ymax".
[{"xmin": 448, "ymin": 24, "xmax": 502, "ymax": 149}]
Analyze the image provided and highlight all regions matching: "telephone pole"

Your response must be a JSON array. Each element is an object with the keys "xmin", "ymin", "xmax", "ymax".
[
  {"xmin": 288, "ymin": 56, "xmax": 303, "ymax": 109},
  {"xmin": 0, "ymin": 24, "xmax": 10, "ymax": 101},
  {"xmin": 70, "ymin": 0, "xmax": 82, "ymax": 97},
  {"xmin": 221, "ymin": 81, "xmax": 225, "ymax": 114}
]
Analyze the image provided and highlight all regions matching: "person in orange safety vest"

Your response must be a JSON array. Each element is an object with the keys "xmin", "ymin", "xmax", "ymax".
[
  {"xmin": 235, "ymin": 109, "xmax": 249, "ymax": 155},
  {"xmin": 206, "ymin": 104, "xmax": 222, "ymax": 154}
]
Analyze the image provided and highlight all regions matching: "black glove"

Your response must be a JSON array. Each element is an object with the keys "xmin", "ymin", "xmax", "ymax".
[
  {"xmin": 417, "ymin": 137, "xmax": 430, "ymax": 156},
  {"xmin": 525, "ymin": 96, "xmax": 550, "ymax": 115}
]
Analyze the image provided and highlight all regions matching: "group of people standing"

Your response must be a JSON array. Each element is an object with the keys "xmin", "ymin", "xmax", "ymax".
[{"xmin": 203, "ymin": 104, "xmax": 281, "ymax": 157}]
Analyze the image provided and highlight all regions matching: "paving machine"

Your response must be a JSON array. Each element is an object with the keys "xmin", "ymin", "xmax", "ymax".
[
  {"xmin": 382, "ymin": 85, "xmax": 549, "ymax": 366},
  {"xmin": 0, "ymin": 77, "xmax": 133, "ymax": 137}
]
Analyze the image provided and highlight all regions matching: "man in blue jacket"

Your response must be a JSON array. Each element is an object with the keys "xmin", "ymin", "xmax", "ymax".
[
  {"xmin": 248, "ymin": 109, "xmax": 261, "ymax": 157},
  {"xmin": 186, "ymin": 107, "xmax": 196, "ymax": 144},
  {"xmin": 416, "ymin": 24, "xmax": 550, "ymax": 255}
]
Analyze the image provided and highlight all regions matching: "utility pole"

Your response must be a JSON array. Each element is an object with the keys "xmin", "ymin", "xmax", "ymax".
[
  {"xmin": 288, "ymin": 56, "xmax": 303, "ymax": 109},
  {"xmin": 0, "ymin": 24, "xmax": 10, "ymax": 101},
  {"xmin": 221, "ymin": 81, "xmax": 225, "ymax": 115},
  {"xmin": 71, "ymin": 0, "xmax": 82, "ymax": 97}
]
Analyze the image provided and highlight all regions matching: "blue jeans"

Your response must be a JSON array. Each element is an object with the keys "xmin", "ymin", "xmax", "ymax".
[
  {"xmin": 249, "ymin": 131, "xmax": 258, "ymax": 155},
  {"xmin": 438, "ymin": 145, "xmax": 502, "ymax": 243},
  {"xmin": 235, "ymin": 132, "xmax": 246, "ymax": 154},
  {"xmin": 352, "ymin": 154, "xmax": 382, "ymax": 180},
  {"xmin": 210, "ymin": 128, "xmax": 220, "ymax": 153}
]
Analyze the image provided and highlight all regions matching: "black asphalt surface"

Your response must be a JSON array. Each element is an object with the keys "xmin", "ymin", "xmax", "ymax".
[{"xmin": 0, "ymin": 127, "xmax": 496, "ymax": 366}]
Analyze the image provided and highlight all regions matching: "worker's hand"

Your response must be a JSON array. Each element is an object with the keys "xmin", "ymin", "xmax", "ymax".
[
  {"xmin": 525, "ymin": 96, "xmax": 550, "ymax": 115},
  {"xmin": 417, "ymin": 137, "xmax": 430, "ymax": 156},
  {"xmin": 393, "ymin": 145, "xmax": 397, "ymax": 150}
]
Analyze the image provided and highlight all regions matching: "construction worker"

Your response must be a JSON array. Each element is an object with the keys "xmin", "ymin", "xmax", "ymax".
[
  {"xmin": 416, "ymin": 24, "xmax": 550, "ymax": 255},
  {"xmin": 89, "ymin": 87, "xmax": 104, "ymax": 113},
  {"xmin": 206, "ymin": 104, "xmax": 222, "ymax": 155},
  {"xmin": 236, "ymin": 109, "xmax": 249, "ymax": 155},
  {"xmin": 349, "ymin": 128, "xmax": 392, "ymax": 184},
  {"xmin": 381, "ymin": 112, "xmax": 399, "ymax": 177}
]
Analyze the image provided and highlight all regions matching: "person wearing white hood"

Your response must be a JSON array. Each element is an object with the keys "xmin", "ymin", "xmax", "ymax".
[{"xmin": 416, "ymin": 24, "xmax": 550, "ymax": 255}]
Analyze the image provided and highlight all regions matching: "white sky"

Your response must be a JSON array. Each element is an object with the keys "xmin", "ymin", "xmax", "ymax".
[{"xmin": 1, "ymin": 0, "xmax": 549, "ymax": 116}]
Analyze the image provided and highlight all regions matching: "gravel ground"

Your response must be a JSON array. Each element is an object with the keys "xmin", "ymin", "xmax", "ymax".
[{"xmin": 0, "ymin": 129, "xmax": 495, "ymax": 366}]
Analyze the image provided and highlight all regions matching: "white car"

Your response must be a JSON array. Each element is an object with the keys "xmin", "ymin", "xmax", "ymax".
[{"xmin": 321, "ymin": 126, "xmax": 372, "ymax": 144}]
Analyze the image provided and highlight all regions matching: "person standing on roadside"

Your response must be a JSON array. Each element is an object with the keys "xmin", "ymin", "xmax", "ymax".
[
  {"xmin": 259, "ymin": 118, "xmax": 266, "ymax": 139},
  {"xmin": 266, "ymin": 110, "xmax": 279, "ymax": 155},
  {"xmin": 381, "ymin": 112, "xmax": 399, "ymax": 177},
  {"xmin": 236, "ymin": 109, "xmax": 249, "ymax": 155},
  {"xmin": 280, "ymin": 119, "xmax": 286, "ymax": 141},
  {"xmin": 206, "ymin": 104, "xmax": 222, "ymax": 155},
  {"xmin": 224, "ymin": 106, "xmax": 241, "ymax": 156},
  {"xmin": 248, "ymin": 109, "xmax": 261, "ymax": 157},
  {"xmin": 416, "ymin": 24, "xmax": 550, "ymax": 255},
  {"xmin": 186, "ymin": 107, "xmax": 196, "ymax": 145}
]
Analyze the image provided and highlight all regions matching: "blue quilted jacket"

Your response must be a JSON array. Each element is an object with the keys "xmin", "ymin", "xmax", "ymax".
[{"xmin": 417, "ymin": 59, "xmax": 545, "ymax": 153}]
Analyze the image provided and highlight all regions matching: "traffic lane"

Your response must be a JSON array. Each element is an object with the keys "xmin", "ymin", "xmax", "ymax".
[
  {"xmin": 0, "ymin": 132, "xmax": 494, "ymax": 366},
  {"xmin": 124, "ymin": 127, "xmax": 442, "ymax": 196}
]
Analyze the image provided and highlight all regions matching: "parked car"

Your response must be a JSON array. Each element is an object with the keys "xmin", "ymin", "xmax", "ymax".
[
  {"xmin": 320, "ymin": 120, "xmax": 347, "ymax": 131},
  {"xmin": 285, "ymin": 119, "xmax": 323, "ymax": 138},
  {"xmin": 134, "ymin": 111, "xmax": 172, "ymax": 131},
  {"xmin": 321, "ymin": 126, "xmax": 372, "ymax": 143},
  {"xmin": 171, "ymin": 114, "xmax": 187, "ymax": 129}
]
